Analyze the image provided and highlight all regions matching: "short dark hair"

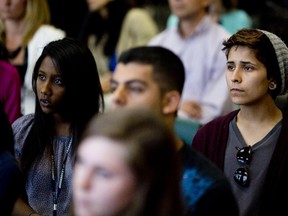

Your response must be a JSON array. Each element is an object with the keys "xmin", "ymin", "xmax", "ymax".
[
  {"xmin": 222, "ymin": 28, "xmax": 281, "ymax": 98},
  {"xmin": 118, "ymin": 46, "xmax": 185, "ymax": 95}
]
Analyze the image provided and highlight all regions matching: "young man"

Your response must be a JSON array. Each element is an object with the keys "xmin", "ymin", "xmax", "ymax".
[
  {"xmin": 149, "ymin": 0, "xmax": 235, "ymax": 125},
  {"xmin": 110, "ymin": 46, "xmax": 239, "ymax": 215}
]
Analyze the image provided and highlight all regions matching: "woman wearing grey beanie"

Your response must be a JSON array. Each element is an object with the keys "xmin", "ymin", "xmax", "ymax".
[{"xmin": 192, "ymin": 28, "xmax": 288, "ymax": 216}]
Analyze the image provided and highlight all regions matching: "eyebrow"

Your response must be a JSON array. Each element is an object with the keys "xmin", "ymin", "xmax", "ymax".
[
  {"xmin": 38, "ymin": 69, "xmax": 62, "ymax": 75},
  {"xmin": 110, "ymin": 79, "xmax": 148, "ymax": 86},
  {"xmin": 227, "ymin": 61, "xmax": 255, "ymax": 65}
]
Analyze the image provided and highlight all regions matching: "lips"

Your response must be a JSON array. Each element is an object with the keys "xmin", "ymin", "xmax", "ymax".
[
  {"xmin": 230, "ymin": 88, "xmax": 244, "ymax": 92},
  {"xmin": 39, "ymin": 98, "xmax": 51, "ymax": 107}
]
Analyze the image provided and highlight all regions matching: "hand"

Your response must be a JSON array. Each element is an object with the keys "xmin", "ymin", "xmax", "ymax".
[
  {"xmin": 100, "ymin": 72, "xmax": 112, "ymax": 94},
  {"xmin": 179, "ymin": 100, "xmax": 202, "ymax": 120}
]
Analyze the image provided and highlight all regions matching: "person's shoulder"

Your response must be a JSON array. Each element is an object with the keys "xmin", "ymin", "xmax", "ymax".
[
  {"xmin": 182, "ymin": 143, "xmax": 226, "ymax": 180},
  {"xmin": 0, "ymin": 151, "xmax": 20, "ymax": 174},
  {"xmin": 12, "ymin": 114, "xmax": 34, "ymax": 131},
  {"xmin": 0, "ymin": 60, "xmax": 18, "ymax": 78},
  {"xmin": 123, "ymin": 8, "xmax": 158, "ymax": 33},
  {"xmin": 30, "ymin": 24, "xmax": 66, "ymax": 45},
  {"xmin": 213, "ymin": 23, "xmax": 231, "ymax": 39},
  {"xmin": 36, "ymin": 24, "xmax": 66, "ymax": 36},
  {"xmin": 126, "ymin": 8, "xmax": 150, "ymax": 18},
  {"xmin": 205, "ymin": 16, "xmax": 231, "ymax": 38},
  {"xmin": 148, "ymin": 28, "xmax": 175, "ymax": 45},
  {"xmin": 31, "ymin": 25, "xmax": 66, "ymax": 43},
  {"xmin": 28, "ymin": 24, "xmax": 66, "ymax": 54},
  {"xmin": 200, "ymin": 110, "xmax": 238, "ymax": 131},
  {"xmin": 12, "ymin": 114, "xmax": 34, "ymax": 158},
  {"xmin": 180, "ymin": 143, "xmax": 238, "ymax": 215},
  {"xmin": 0, "ymin": 60, "xmax": 16, "ymax": 71}
]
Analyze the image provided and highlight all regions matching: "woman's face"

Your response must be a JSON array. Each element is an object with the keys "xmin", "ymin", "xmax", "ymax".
[
  {"xmin": 0, "ymin": 0, "xmax": 26, "ymax": 21},
  {"xmin": 225, "ymin": 45, "xmax": 272, "ymax": 106},
  {"xmin": 73, "ymin": 136, "xmax": 137, "ymax": 216},
  {"xmin": 36, "ymin": 56, "xmax": 66, "ymax": 115}
]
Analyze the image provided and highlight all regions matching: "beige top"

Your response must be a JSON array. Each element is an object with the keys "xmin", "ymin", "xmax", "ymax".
[{"xmin": 116, "ymin": 8, "xmax": 158, "ymax": 57}]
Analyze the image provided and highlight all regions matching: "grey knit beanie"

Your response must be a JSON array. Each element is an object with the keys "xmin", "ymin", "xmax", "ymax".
[{"xmin": 258, "ymin": 29, "xmax": 288, "ymax": 95}]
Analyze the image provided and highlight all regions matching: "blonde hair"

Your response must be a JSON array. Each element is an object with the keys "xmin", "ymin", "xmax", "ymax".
[{"xmin": 0, "ymin": 0, "xmax": 50, "ymax": 47}]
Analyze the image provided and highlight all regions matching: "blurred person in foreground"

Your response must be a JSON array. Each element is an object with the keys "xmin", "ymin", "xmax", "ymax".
[{"xmin": 72, "ymin": 107, "xmax": 184, "ymax": 216}]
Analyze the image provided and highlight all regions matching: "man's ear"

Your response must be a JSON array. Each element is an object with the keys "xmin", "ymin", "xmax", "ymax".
[{"xmin": 162, "ymin": 90, "xmax": 181, "ymax": 115}]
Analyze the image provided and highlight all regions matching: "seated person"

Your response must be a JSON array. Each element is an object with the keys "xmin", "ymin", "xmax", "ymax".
[
  {"xmin": 0, "ymin": 101, "xmax": 23, "ymax": 215},
  {"xmin": 192, "ymin": 28, "xmax": 288, "ymax": 216},
  {"xmin": 110, "ymin": 46, "xmax": 239, "ymax": 215},
  {"xmin": 73, "ymin": 107, "xmax": 185, "ymax": 216}
]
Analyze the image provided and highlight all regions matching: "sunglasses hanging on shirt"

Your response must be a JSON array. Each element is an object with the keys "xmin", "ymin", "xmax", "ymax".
[{"xmin": 234, "ymin": 145, "xmax": 252, "ymax": 187}]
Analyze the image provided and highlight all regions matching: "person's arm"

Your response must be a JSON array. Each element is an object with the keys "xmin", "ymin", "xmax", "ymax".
[
  {"xmin": 11, "ymin": 198, "xmax": 40, "ymax": 216},
  {"xmin": 179, "ymin": 100, "xmax": 202, "ymax": 120},
  {"xmin": 4, "ymin": 64, "xmax": 22, "ymax": 124}
]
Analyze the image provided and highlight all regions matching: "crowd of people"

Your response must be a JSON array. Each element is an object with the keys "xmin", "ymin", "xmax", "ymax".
[{"xmin": 1, "ymin": 0, "xmax": 288, "ymax": 215}]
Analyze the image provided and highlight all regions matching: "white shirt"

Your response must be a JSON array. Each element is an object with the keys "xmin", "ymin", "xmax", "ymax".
[
  {"xmin": 149, "ymin": 16, "xmax": 236, "ymax": 125},
  {"xmin": 23, "ymin": 25, "xmax": 66, "ymax": 115}
]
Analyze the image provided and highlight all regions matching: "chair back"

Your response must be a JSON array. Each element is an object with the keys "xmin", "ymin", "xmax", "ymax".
[{"xmin": 174, "ymin": 117, "xmax": 200, "ymax": 145}]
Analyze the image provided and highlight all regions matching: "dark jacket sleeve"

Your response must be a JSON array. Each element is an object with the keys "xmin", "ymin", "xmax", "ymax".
[
  {"xmin": 192, "ymin": 110, "xmax": 239, "ymax": 169},
  {"xmin": 192, "ymin": 178, "xmax": 239, "ymax": 216},
  {"xmin": 258, "ymin": 110, "xmax": 288, "ymax": 215}
]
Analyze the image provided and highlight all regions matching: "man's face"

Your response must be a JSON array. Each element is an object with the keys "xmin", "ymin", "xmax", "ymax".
[
  {"xmin": 110, "ymin": 62, "xmax": 164, "ymax": 115},
  {"xmin": 168, "ymin": 0, "xmax": 210, "ymax": 20}
]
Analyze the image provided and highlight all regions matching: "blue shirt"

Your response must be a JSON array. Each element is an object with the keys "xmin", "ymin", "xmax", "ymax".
[{"xmin": 179, "ymin": 143, "xmax": 239, "ymax": 215}]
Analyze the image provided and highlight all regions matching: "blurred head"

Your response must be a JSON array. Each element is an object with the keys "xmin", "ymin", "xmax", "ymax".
[
  {"xmin": 73, "ymin": 132, "xmax": 137, "ymax": 216},
  {"xmin": 73, "ymin": 108, "xmax": 183, "ymax": 216},
  {"xmin": 223, "ymin": 28, "xmax": 288, "ymax": 100},
  {"xmin": 0, "ymin": 0, "xmax": 26, "ymax": 21},
  {"xmin": 110, "ymin": 46, "xmax": 185, "ymax": 121},
  {"xmin": 168, "ymin": 0, "xmax": 212, "ymax": 20},
  {"xmin": 0, "ymin": 0, "xmax": 50, "ymax": 46},
  {"xmin": 86, "ymin": 0, "xmax": 113, "ymax": 12}
]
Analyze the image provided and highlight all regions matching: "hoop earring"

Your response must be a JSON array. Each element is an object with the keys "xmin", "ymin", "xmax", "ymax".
[{"xmin": 269, "ymin": 82, "xmax": 277, "ymax": 90}]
